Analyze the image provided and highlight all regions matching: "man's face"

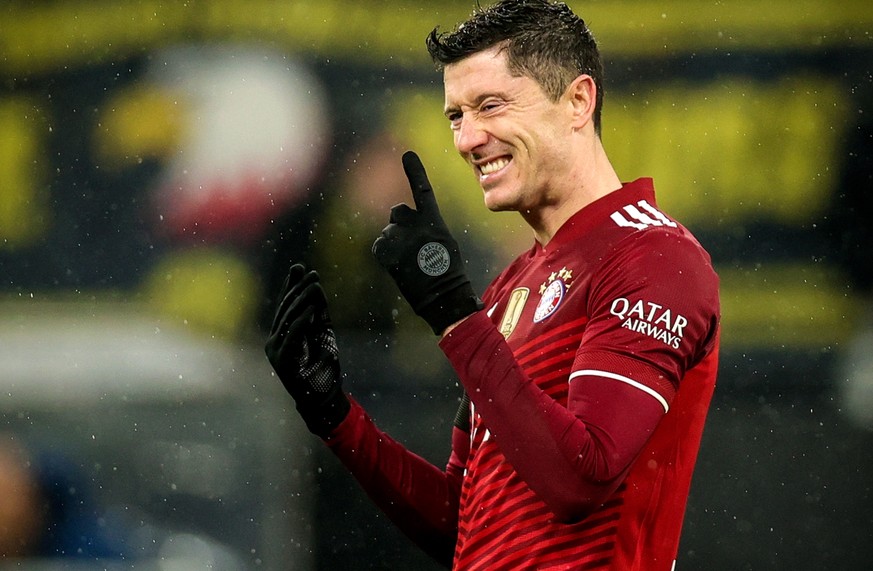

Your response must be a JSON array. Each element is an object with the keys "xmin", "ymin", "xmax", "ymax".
[{"xmin": 443, "ymin": 46, "xmax": 573, "ymax": 213}]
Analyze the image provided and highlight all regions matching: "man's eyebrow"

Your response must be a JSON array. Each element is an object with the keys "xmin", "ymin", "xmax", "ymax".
[
  {"xmin": 443, "ymin": 93, "xmax": 501, "ymax": 118},
  {"xmin": 443, "ymin": 104, "xmax": 460, "ymax": 118}
]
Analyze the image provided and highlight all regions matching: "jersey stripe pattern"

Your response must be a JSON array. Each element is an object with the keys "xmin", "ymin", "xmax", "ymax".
[
  {"xmin": 455, "ymin": 316, "xmax": 625, "ymax": 570},
  {"xmin": 449, "ymin": 178, "xmax": 719, "ymax": 570}
]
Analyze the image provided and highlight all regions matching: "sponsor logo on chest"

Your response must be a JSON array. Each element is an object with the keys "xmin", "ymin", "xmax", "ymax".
[{"xmin": 610, "ymin": 297, "xmax": 687, "ymax": 349}]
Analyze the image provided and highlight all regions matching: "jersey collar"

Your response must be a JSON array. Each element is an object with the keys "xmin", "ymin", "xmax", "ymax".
[{"xmin": 533, "ymin": 178, "xmax": 656, "ymax": 255}]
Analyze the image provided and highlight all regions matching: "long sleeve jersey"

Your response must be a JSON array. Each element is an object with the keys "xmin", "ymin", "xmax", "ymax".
[{"xmin": 325, "ymin": 178, "xmax": 720, "ymax": 570}]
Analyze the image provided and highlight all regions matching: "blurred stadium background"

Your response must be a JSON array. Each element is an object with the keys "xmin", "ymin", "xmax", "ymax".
[{"xmin": 1, "ymin": 0, "xmax": 871, "ymax": 569}]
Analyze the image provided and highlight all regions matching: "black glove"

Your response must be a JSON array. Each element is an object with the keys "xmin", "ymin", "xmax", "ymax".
[
  {"xmin": 372, "ymin": 151, "xmax": 484, "ymax": 334},
  {"xmin": 265, "ymin": 264, "xmax": 350, "ymax": 437}
]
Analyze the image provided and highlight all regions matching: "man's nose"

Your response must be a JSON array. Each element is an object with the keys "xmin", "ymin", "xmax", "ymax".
[{"xmin": 454, "ymin": 116, "xmax": 488, "ymax": 155}]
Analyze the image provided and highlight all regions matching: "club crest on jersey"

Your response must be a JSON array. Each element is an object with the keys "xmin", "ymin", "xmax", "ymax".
[{"xmin": 534, "ymin": 267, "xmax": 574, "ymax": 323}]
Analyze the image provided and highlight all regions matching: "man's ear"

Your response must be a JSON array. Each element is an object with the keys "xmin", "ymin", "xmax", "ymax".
[{"xmin": 565, "ymin": 74, "xmax": 597, "ymax": 130}]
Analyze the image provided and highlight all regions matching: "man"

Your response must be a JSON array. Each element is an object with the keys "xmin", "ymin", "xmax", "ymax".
[{"xmin": 265, "ymin": 1, "xmax": 720, "ymax": 569}]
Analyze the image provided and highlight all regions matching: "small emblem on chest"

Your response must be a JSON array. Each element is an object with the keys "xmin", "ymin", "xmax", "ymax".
[
  {"xmin": 534, "ymin": 267, "xmax": 575, "ymax": 323},
  {"xmin": 499, "ymin": 287, "xmax": 530, "ymax": 338}
]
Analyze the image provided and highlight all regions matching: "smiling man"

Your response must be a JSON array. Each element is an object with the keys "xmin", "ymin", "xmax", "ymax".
[
  {"xmin": 441, "ymin": 44, "xmax": 618, "ymax": 244},
  {"xmin": 265, "ymin": 1, "xmax": 721, "ymax": 569}
]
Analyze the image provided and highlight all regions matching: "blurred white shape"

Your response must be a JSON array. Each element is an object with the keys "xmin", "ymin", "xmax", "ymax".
[
  {"xmin": 837, "ymin": 313, "xmax": 873, "ymax": 431},
  {"xmin": 0, "ymin": 300, "xmax": 239, "ymax": 404},
  {"xmin": 158, "ymin": 532, "xmax": 245, "ymax": 571},
  {"xmin": 149, "ymin": 45, "xmax": 330, "ymax": 243}
]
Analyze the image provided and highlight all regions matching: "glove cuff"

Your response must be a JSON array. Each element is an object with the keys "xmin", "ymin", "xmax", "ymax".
[
  {"xmin": 297, "ymin": 386, "xmax": 351, "ymax": 438},
  {"xmin": 418, "ymin": 282, "xmax": 485, "ymax": 335}
]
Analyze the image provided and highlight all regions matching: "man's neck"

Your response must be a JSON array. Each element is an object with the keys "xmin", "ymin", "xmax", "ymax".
[{"xmin": 526, "ymin": 138, "xmax": 621, "ymax": 247}]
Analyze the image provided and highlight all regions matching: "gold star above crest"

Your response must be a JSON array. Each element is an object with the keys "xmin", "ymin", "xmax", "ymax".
[
  {"xmin": 559, "ymin": 267, "xmax": 575, "ymax": 289},
  {"xmin": 539, "ymin": 267, "xmax": 576, "ymax": 294}
]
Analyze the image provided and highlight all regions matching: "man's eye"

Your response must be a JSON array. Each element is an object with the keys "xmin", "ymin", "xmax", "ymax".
[{"xmin": 448, "ymin": 113, "xmax": 462, "ymax": 128}]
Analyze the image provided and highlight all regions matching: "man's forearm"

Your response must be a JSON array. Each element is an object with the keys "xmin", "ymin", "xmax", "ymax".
[
  {"xmin": 440, "ymin": 311, "xmax": 664, "ymax": 522},
  {"xmin": 325, "ymin": 398, "xmax": 462, "ymax": 565}
]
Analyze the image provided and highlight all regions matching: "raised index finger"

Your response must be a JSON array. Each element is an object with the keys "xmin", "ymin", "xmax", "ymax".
[{"xmin": 401, "ymin": 150, "xmax": 439, "ymax": 215}]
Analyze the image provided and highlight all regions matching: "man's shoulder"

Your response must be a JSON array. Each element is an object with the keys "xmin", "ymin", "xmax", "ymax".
[{"xmin": 590, "ymin": 183, "xmax": 711, "ymax": 263}]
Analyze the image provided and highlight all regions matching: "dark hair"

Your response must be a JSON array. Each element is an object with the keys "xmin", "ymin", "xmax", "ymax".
[{"xmin": 426, "ymin": 0, "xmax": 604, "ymax": 134}]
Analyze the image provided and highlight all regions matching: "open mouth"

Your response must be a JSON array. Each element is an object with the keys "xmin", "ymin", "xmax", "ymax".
[{"xmin": 478, "ymin": 156, "xmax": 510, "ymax": 177}]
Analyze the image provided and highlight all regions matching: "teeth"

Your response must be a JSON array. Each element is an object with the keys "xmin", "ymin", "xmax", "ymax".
[{"xmin": 480, "ymin": 158, "xmax": 509, "ymax": 175}]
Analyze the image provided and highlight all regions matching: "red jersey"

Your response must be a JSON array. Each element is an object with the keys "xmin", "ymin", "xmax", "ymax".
[{"xmin": 326, "ymin": 178, "xmax": 720, "ymax": 570}]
